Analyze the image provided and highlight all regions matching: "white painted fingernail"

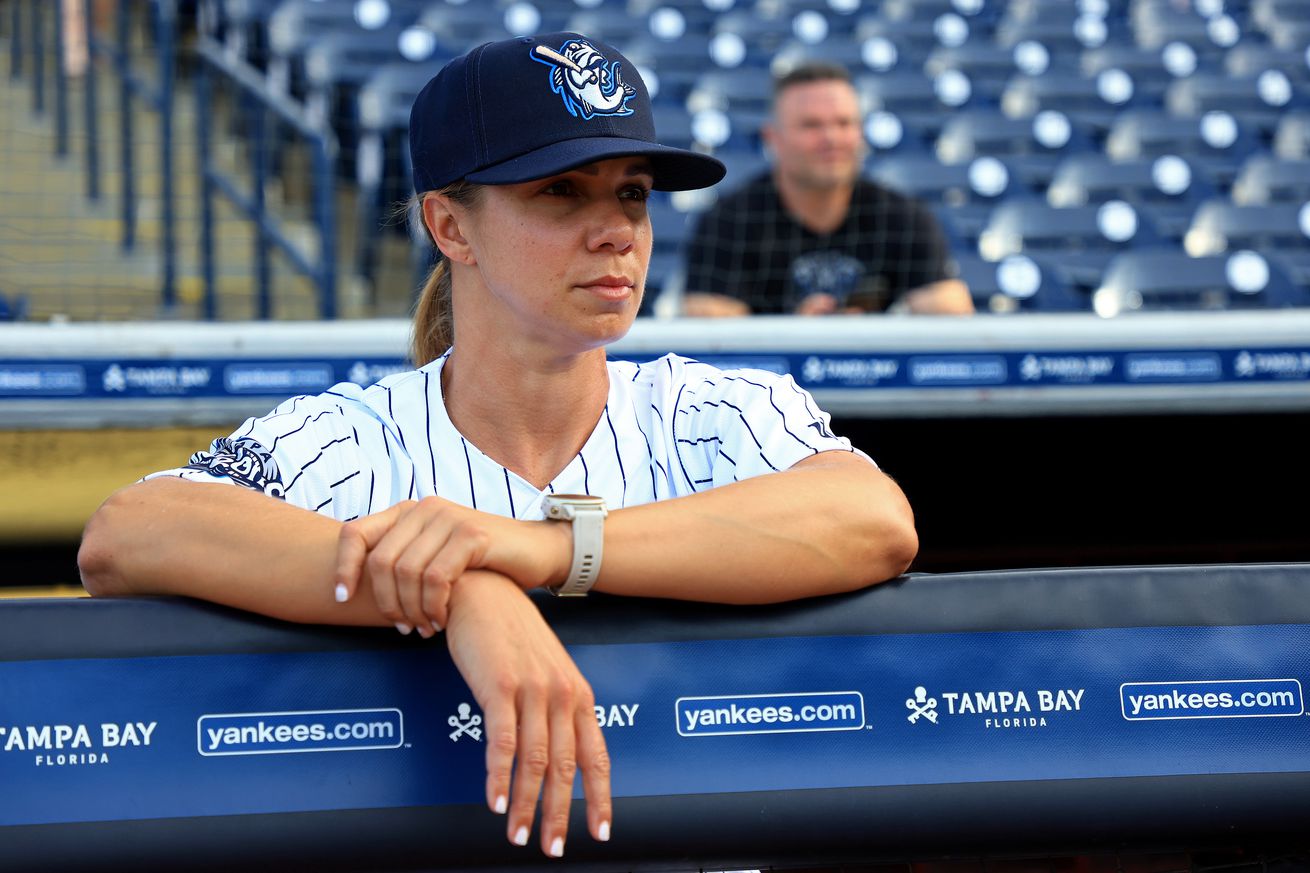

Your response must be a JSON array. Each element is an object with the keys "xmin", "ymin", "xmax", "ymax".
[
  {"xmin": 334, "ymin": 583, "xmax": 349, "ymax": 603},
  {"xmin": 598, "ymin": 820, "xmax": 610, "ymax": 842},
  {"xmin": 395, "ymin": 622, "xmax": 412, "ymax": 635},
  {"xmin": 513, "ymin": 826, "xmax": 529, "ymax": 847},
  {"xmin": 493, "ymin": 795, "xmax": 507, "ymax": 815},
  {"xmin": 431, "ymin": 622, "xmax": 443, "ymax": 634},
  {"xmin": 549, "ymin": 837, "xmax": 564, "ymax": 858}
]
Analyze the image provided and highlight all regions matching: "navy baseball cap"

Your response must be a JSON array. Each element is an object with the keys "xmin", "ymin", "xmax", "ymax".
[{"xmin": 409, "ymin": 32, "xmax": 725, "ymax": 192}]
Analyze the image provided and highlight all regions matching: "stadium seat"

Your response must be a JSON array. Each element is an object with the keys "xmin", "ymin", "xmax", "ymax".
[
  {"xmin": 1046, "ymin": 153, "xmax": 1215, "ymax": 240},
  {"xmin": 1250, "ymin": 0, "xmax": 1310, "ymax": 50},
  {"xmin": 712, "ymin": 10, "xmax": 799, "ymax": 62},
  {"xmin": 868, "ymin": 154, "xmax": 1025, "ymax": 248},
  {"xmin": 770, "ymin": 39, "xmax": 870, "ymax": 77},
  {"xmin": 1224, "ymin": 43, "xmax": 1310, "ymax": 83},
  {"xmin": 951, "ymin": 252, "xmax": 1086, "ymax": 312},
  {"xmin": 563, "ymin": 11, "xmax": 649, "ymax": 47},
  {"xmin": 1080, "ymin": 45, "xmax": 1182, "ymax": 105},
  {"xmin": 1104, "ymin": 108, "xmax": 1261, "ymax": 187},
  {"xmin": 351, "ymin": 60, "xmax": 447, "ymax": 287},
  {"xmin": 1093, "ymin": 248, "xmax": 1308, "ymax": 314},
  {"xmin": 936, "ymin": 109, "xmax": 1096, "ymax": 192},
  {"xmin": 995, "ymin": 18, "xmax": 1116, "ymax": 56},
  {"xmin": 1165, "ymin": 73, "xmax": 1304, "ymax": 136},
  {"xmin": 854, "ymin": 16, "xmax": 948, "ymax": 68},
  {"xmin": 1000, "ymin": 71, "xmax": 1141, "ymax": 134},
  {"xmin": 855, "ymin": 71, "xmax": 974, "ymax": 142},
  {"xmin": 925, "ymin": 44, "xmax": 1024, "ymax": 104},
  {"xmin": 1184, "ymin": 199, "xmax": 1310, "ymax": 285},
  {"xmin": 1231, "ymin": 155, "xmax": 1310, "ymax": 204},
  {"xmin": 978, "ymin": 199, "xmax": 1166, "ymax": 291},
  {"xmin": 1273, "ymin": 110, "xmax": 1310, "ymax": 159}
]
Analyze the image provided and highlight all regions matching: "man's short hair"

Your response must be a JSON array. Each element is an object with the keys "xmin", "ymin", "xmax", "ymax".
[{"xmin": 772, "ymin": 62, "xmax": 853, "ymax": 101}]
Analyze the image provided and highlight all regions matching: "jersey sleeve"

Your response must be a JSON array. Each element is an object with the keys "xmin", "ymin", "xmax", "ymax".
[
  {"xmin": 663, "ymin": 358, "xmax": 873, "ymax": 494},
  {"xmin": 143, "ymin": 390, "xmax": 392, "ymax": 522}
]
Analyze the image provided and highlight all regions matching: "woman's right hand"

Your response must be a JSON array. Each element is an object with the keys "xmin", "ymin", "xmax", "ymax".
[
  {"xmin": 332, "ymin": 497, "xmax": 572, "ymax": 637},
  {"xmin": 444, "ymin": 570, "xmax": 612, "ymax": 858}
]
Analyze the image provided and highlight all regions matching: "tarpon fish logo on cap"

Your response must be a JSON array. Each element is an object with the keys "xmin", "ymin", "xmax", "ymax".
[{"xmin": 531, "ymin": 40, "xmax": 636, "ymax": 120}]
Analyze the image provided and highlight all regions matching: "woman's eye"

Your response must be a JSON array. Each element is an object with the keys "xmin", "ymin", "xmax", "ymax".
[
  {"xmin": 622, "ymin": 185, "xmax": 651, "ymax": 201},
  {"xmin": 542, "ymin": 181, "xmax": 574, "ymax": 196}
]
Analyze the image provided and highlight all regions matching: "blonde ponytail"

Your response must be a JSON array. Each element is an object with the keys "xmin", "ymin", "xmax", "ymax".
[{"xmin": 408, "ymin": 181, "xmax": 482, "ymax": 366}]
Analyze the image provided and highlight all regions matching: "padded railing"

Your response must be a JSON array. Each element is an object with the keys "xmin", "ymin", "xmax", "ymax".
[{"xmin": 3, "ymin": 564, "xmax": 1310, "ymax": 871}]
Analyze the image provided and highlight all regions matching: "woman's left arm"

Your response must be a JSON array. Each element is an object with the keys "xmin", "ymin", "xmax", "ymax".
[{"xmin": 595, "ymin": 450, "xmax": 916, "ymax": 603}]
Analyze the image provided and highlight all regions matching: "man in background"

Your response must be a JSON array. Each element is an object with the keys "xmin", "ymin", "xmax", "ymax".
[{"xmin": 682, "ymin": 62, "xmax": 974, "ymax": 317}]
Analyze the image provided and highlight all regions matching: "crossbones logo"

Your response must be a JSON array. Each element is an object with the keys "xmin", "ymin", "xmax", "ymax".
[
  {"xmin": 448, "ymin": 703, "xmax": 483, "ymax": 742},
  {"xmin": 906, "ymin": 686, "xmax": 938, "ymax": 724}
]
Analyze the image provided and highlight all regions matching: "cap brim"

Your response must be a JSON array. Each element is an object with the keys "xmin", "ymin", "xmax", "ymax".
[{"xmin": 465, "ymin": 137, "xmax": 726, "ymax": 191}]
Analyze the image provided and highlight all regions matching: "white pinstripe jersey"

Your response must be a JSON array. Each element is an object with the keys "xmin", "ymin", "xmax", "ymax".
[{"xmin": 150, "ymin": 353, "xmax": 870, "ymax": 521}]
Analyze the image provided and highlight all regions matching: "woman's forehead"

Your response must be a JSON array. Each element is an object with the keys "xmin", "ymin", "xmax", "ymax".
[{"xmin": 547, "ymin": 157, "xmax": 655, "ymax": 179}]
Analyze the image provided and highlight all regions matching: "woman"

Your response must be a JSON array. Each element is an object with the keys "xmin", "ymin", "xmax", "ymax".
[{"xmin": 78, "ymin": 32, "xmax": 917, "ymax": 860}]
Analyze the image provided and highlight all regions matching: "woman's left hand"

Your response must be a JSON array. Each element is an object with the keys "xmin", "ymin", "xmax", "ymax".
[
  {"xmin": 444, "ymin": 570, "xmax": 612, "ymax": 857},
  {"xmin": 333, "ymin": 497, "xmax": 570, "ymax": 635}
]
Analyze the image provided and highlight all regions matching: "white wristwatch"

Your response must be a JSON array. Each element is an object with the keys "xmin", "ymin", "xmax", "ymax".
[{"xmin": 542, "ymin": 494, "xmax": 608, "ymax": 597}]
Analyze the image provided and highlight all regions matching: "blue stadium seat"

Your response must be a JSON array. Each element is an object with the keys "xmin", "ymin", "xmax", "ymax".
[
  {"xmin": 1231, "ymin": 154, "xmax": 1310, "ymax": 204},
  {"xmin": 563, "ymin": 11, "xmax": 649, "ymax": 47},
  {"xmin": 621, "ymin": 35, "xmax": 716, "ymax": 107},
  {"xmin": 1224, "ymin": 43, "xmax": 1310, "ymax": 83},
  {"xmin": 936, "ymin": 109, "xmax": 1097, "ymax": 191},
  {"xmin": 713, "ymin": 10, "xmax": 799, "ymax": 62},
  {"xmin": 1250, "ymin": 0, "xmax": 1310, "ymax": 50},
  {"xmin": 1165, "ymin": 73, "xmax": 1305, "ymax": 136},
  {"xmin": 1184, "ymin": 199, "xmax": 1310, "ymax": 286},
  {"xmin": 925, "ymin": 44, "xmax": 1024, "ymax": 104},
  {"xmin": 1273, "ymin": 110, "xmax": 1310, "ymax": 159},
  {"xmin": 771, "ymin": 39, "xmax": 870, "ymax": 77},
  {"xmin": 687, "ymin": 68, "xmax": 773, "ymax": 115},
  {"xmin": 854, "ymin": 16, "xmax": 948, "ymax": 67},
  {"xmin": 1080, "ymin": 45, "xmax": 1181, "ymax": 105},
  {"xmin": 1046, "ymin": 153, "xmax": 1216, "ymax": 240},
  {"xmin": 1093, "ymin": 248, "xmax": 1308, "ymax": 313},
  {"xmin": 1104, "ymin": 108, "xmax": 1261, "ymax": 187},
  {"xmin": 856, "ymin": 71, "xmax": 974, "ymax": 142},
  {"xmin": 995, "ymin": 18, "xmax": 1118, "ymax": 56},
  {"xmin": 1000, "ymin": 71, "xmax": 1140, "ymax": 134},
  {"xmin": 978, "ymin": 199, "xmax": 1166, "ymax": 291},
  {"xmin": 868, "ymin": 154, "xmax": 1025, "ymax": 248},
  {"xmin": 952, "ymin": 252, "xmax": 1086, "ymax": 312}
]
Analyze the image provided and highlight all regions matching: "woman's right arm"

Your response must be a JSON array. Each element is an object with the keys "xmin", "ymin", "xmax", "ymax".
[
  {"xmin": 78, "ymin": 477, "xmax": 380, "ymax": 625},
  {"xmin": 79, "ymin": 477, "xmax": 609, "ymax": 858}
]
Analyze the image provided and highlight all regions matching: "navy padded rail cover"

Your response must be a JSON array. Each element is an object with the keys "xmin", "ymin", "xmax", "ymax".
[{"xmin": 3, "ymin": 564, "xmax": 1310, "ymax": 871}]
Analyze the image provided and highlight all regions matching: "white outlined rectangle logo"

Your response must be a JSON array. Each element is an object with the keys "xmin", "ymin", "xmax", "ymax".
[
  {"xmin": 197, "ymin": 708, "xmax": 404, "ymax": 756},
  {"xmin": 675, "ymin": 691, "xmax": 865, "ymax": 737},
  {"xmin": 1120, "ymin": 679, "xmax": 1304, "ymax": 721}
]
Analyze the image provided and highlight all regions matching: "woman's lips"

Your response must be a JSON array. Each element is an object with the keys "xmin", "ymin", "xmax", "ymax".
[{"xmin": 576, "ymin": 276, "xmax": 635, "ymax": 300}]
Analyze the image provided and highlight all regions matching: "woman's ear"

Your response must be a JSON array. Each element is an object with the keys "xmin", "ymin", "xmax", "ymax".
[{"xmin": 422, "ymin": 194, "xmax": 475, "ymax": 265}]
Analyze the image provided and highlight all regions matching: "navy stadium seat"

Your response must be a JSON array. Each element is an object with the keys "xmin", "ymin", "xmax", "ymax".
[
  {"xmin": 925, "ymin": 44, "xmax": 1024, "ymax": 104},
  {"xmin": 1000, "ymin": 71, "xmax": 1139, "ymax": 134},
  {"xmin": 978, "ymin": 199, "xmax": 1165, "ymax": 291},
  {"xmin": 1250, "ymin": 0, "xmax": 1310, "ymax": 50},
  {"xmin": 1080, "ymin": 45, "xmax": 1181, "ymax": 104},
  {"xmin": 1165, "ymin": 73, "xmax": 1305, "ymax": 136},
  {"xmin": 712, "ymin": 10, "xmax": 799, "ymax": 62},
  {"xmin": 856, "ymin": 71, "xmax": 973, "ymax": 142},
  {"xmin": 1224, "ymin": 43, "xmax": 1310, "ymax": 83},
  {"xmin": 1104, "ymin": 108, "xmax": 1261, "ymax": 187},
  {"xmin": 936, "ymin": 109, "xmax": 1096, "ymax": 191},
  {"xmin": 951, "ymin": 252, "xmax": 1086, "ymax": 312},
  {"xmin": 1046, "ymin": 153, "xmax": 1216, "ymax": 240},
  {"xmin": 1184, "ymin": 200, "xmax": 1310, "ymax": 286},
  {"xmin": 563, "ymin": 11, "xmax": 649, "ymax": 47},
  {"xmin": 1231, "ymin": 155, "xmax": 1310, "ymax": 204},
  {"xmin": 868, "ymin": 154, "xmax": 1026, "ymax": 247},
  {"xmin": 1273, "ymin": 110, "xmax": 1310, "ymax": 159},
  {"xmin": 853, "ymin": 16, "xmax": 946, "ymax": 67},
  {"xmin": 1094, "ymin": 248, "xmax": 1308, "ymax": 313},
  {"xmin": 771, "ymin": 39, "xmax": 870, "ymax": 77}
]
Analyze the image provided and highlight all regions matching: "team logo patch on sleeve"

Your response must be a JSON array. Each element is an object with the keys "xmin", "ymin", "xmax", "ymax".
[
  {"xmin": 186, "ymin": 437, "xmax": 286, "ymax": 498},
  {"xmin": 530, "ymin": 40, "xmax": 636, "ymax": 120}
]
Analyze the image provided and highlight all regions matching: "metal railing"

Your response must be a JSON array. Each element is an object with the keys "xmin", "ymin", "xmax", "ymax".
[{"xmin": 194, "ymin": 37, "xmax": 338, "ymax": 319}]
